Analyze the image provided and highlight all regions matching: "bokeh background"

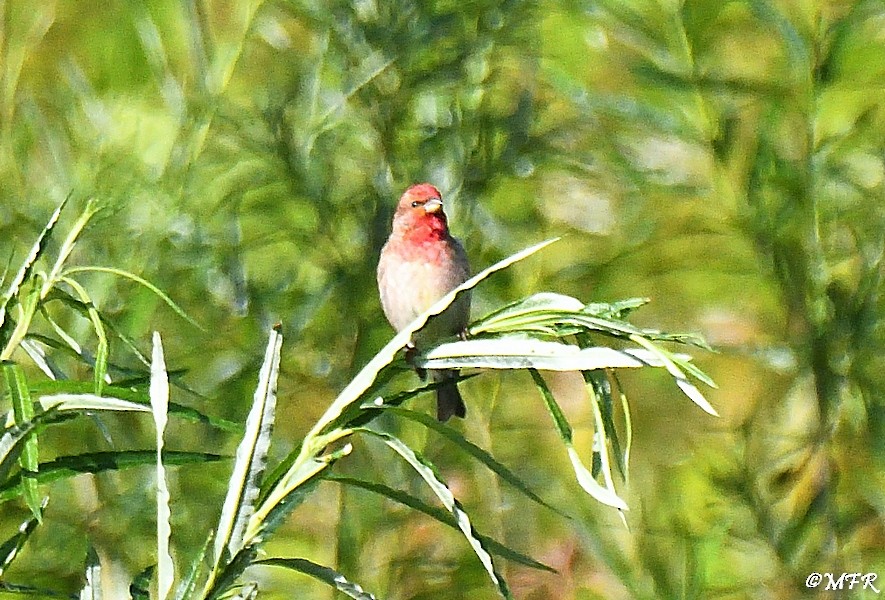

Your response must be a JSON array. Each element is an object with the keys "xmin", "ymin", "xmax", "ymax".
[{"xmin": 1, "ymin": 0, "xmax": 883, "ymax": 598}]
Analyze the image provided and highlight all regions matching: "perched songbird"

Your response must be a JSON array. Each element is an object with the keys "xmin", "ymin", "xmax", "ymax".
[{"xmin": 377, "ymin": 183, "xmax": 471, "ymax": 421}]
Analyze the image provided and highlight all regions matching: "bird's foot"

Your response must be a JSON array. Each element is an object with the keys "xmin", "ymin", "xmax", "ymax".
[{"xmin": 404, "ymin": 344, "xmax": 427, "ymax": 379}]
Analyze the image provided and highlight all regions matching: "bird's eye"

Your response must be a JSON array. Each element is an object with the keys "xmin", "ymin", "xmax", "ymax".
[{"xmin": 411, "ymin": 201, "xmax": 421, "ymax": 208}]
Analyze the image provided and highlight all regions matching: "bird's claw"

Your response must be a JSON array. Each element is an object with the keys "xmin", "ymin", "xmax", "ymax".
[{"xmin": 404, "ymin": 344, "xmax": 427, "ymax": 379}]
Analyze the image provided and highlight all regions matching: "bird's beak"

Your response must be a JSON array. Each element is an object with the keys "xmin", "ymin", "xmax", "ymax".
[{"xmin": 424, "ymin": 198, "xmax": 443, "ymax": 213}]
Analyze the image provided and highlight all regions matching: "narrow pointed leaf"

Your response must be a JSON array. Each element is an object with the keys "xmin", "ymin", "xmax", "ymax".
[
  {"xmin": 174, "ymin": 533, "xmax": 212, "ymax": 600},
  {"xmin": 3, "ymin": 362, "xmax": 42, "ymax": 520},
  {"xmin": 258, "ymin": 558, "xmax": 378, "ymax": 600},
  {"xmin": 36, "ymin": 393, "xmax": 151, "ymax": 414},
  {"xmin": 327, "ymin": 475, "xmax": 557, "ymax": 573},
  {"xmin": 358, "ymin": 429, "xmax": 513, "ymax": 599},
  {"xmin": 150, "ymin": 333, "xmax": 174, "ymax": 599},
  {"xmin": 530, "ymin": 370, "xmax": 628, "ymax": 510},
  {"xmin": 212, "ymin": 327, "xmax": 282, "ymax": 567},
  {"xmin": 418, "ymin": 337, "xmax": 679, "ymax": 371},
  {"xmin": 379, "ymin": 407, "xmax": 568, "ymax": 518},
  {"xmin": 0, "ymin": 198, "xmax": 67, "ymax": 335},
  {"xmin": 64, "ymin": 266, "xmax": 202, "ymax": 329},
  {"xmin": 0, "ymin": 407, "xmax": 59, "ymax": 483},
  {"xmin": 0, "ymin": 451, "xmax": 225, "ymax": 502},
  {"xmin": 0, "ymin": 497, "xmax": 47, "ymax": 576},
  {"xmin": 629, "ymin": 335, "xmax": 718, "ymax": 416}
]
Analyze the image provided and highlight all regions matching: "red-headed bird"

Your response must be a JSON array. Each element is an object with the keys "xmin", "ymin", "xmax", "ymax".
[{"xmin": 377, "ymin": 183, "xmax": 471, "ymax": 421}]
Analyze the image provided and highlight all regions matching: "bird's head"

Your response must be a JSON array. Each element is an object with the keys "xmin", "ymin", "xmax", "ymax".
[{"xmin": 392, "ymin": 183, "xmax": 449, "ymax": 237}]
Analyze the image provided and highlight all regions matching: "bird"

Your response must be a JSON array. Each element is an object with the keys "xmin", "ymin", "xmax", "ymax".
[{"xmin": 377, "ymin": 183, "xmax": 471, "ymax": 421}]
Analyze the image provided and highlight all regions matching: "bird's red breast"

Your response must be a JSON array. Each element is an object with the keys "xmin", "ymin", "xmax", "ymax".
[{"xmin": 378, "ymin": 183, "xmax": 470, "ymax": 334}]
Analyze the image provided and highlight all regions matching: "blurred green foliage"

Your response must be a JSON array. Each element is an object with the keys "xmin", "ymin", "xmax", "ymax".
[{"xmin": 0, "ymin": 0, "xmax": 883, "ymax": 598}]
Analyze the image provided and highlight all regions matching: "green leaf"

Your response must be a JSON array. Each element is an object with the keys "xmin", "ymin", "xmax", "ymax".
[
  {"xmin": 0, "ymin": 407, "xmax": 60, "ymax": 484},
  {"xmin": 358, "ymin": 429, "xmax": 513, "ymax": 599},
  {"xmin": 257, "ymin": 558, "xmax": 378, "ymax": 600},
  {"xmin": 417, "ymin": 336, "xmax": 682, "ymax": 371},
  {"xmin": 31, "ymin": 380, "xmax": 241, "ymax": 432},
  {"xmin": 129, "ymin": 565, "xmax": 154, "ymax": 600},
  {"xmin": 208, "ymin": 327, "xmax": 282, "ymax": 589},
  {"xmin": 629, "ymin": 335, "xmax": 719, "ymax": 417},
  {"xmin": 174, "ymin": 533, "xmax": 212, "ymax": 600},
  {"xmin": 530, "ymin": 370, "xmax": 628, "ymax": 510},
  {"xmin": 63, "ymin": 266, "xmax": 202, "ymax": 330},
  {"xmin": 3, "ymin": 362, "xmax": 42, "ymax": 520},
  {"xmin": 327, "ymin": 475, "xmax": 557, "ymax": 573},
  {"xmin": 36, "ymin": 393, "xmax": 152, "ymax": 414},
  {"xmin": 377, "ymin": 406, "xmax": 568, "ymax": 519},
  {"xmin": 150, "ymin": 333, "xmax": 174, "ymax": 600},
  {"xmin": 0, "ymin": 197, "xmax": 68, "ymax": 342},
  {"xmin": 0, "ymin": 497, "xmax": 47, "ymax": 577},
  {"xmin": 0, "ymin": 451, "xmax": 225, "ymax": 503},
  {"xmin": 59, "ymin": 277, "xmax": 109, "ymax": 395}
]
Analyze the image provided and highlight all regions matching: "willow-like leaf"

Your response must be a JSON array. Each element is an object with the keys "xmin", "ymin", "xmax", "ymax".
[
  {"xmin": 174, "ymin": 533, "xmax": 212, "ymax": 600},
  {"xmin": 0, "ymin": 451, "xmax": 225, "ymax": 502},
  {"xmin": 257, "ymin": 558, "xmax": 378, "ymax": 600},
  {"xmin": 358, "ymin": 429, "xmax": 513, "ymax": 600},
  {"xmin": 629, "ymin": 335, "xmax": 718, "ymax": 416},
  {"xmin": 0, "ymin": 407, "xmax": 59, "ymax": 483},
  {"xmin": 36, "ymin": 393, "xmax": 151, "ymax": 414},
  {"xmin": 0, "ymin": 497, "xmax": 47, "ymax": 577},
  {"xmin": 252, "ymin": 444, "xmax": 352, "ymax": 542},
  {"xmin": 327, "ymin": 475, "xmax": 557, "ymax": 573},
  {"xmin": 150, "ymin": 333, "xmax": 174, "ymax": 600},
  {"xmin": 530, "ymin": 370, "xmax": 628, "ymax": 510},
  {"xmin": 19, "ymin": 338, "xmax": 64, "ymax": 380},
  {"xmin": 418, "ymin": 337, "xmax": 678, "ymax": 371},
  {"xmin": 60, "ymin": 277, "xmax": 109, "ymax": 394},
  {"xmin": 210, "ymin": 327, "xmax": 281, "ymax": 576},
  {"xmin": 376, "ymin": 406, "xmax": 567, "ymax": 519},
  {"xmin": 63, "ymin": 266, "xmax": 202, "ymax": 330},
  {"xmin": 32, "ymin": 380, "xmax": 241, "ymax": 432},
  {"xmin": 41, "ymin": 199, "xmax": 99, "ymax": 297},
  {"xmin": 468, "ymin": 292, "xmax": 585, "ymax": 333},
  {"xmin": 0, "ymin": 198, "xmax": 67, "ymax": 337},
  {"xmin": 3, "ymin": 362, "xmax": 42, "ymax": 520}
]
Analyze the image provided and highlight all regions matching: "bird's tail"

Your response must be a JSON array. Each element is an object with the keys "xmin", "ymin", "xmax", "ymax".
[{"xmin": 432, "ymin": 369, "xmax": 466, "ymax": 422}]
